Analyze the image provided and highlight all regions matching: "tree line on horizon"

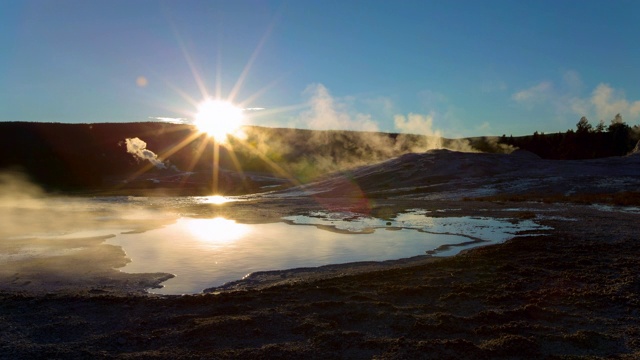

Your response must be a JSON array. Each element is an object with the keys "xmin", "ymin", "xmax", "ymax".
[{"xmin": 499, "ymin": 113, "xmax": 640, "ymax": 159}]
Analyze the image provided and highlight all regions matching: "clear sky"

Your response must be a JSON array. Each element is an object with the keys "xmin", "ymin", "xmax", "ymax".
[{"xmin": 1, "ymin": 0, "xmax": 639, "ymax": 137}]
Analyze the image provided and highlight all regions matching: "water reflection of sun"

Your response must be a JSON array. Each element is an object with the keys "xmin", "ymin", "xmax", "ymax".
[
  {"xmin": 203, "ymin": 195, "xmax": 230, "ymax": 205},
  {"xmin": 186, "ymin": 217, "xmax": 251, "ymax": 246}
]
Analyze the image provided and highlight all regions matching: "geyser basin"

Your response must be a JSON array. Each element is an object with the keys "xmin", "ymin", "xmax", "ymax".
[
  {"xmin": 0, "ymin": 196, "xmax": 551, "ymax": 295},
  {"xmin": 105, "ymin": 210, "xmax": 549, "ymax": 295}
]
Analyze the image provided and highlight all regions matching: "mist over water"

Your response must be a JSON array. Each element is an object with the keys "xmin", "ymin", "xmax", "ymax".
[
  {"xmin": 0, "ymin": 171, "xmax": 549, "ymax": 295},
  {"xmin": 0, "ymin": 172, "xmax": 174, "ymax": 240},
  {"xmin": 0, "ymin": 172, "xmax": 178, "ymax": 291}
]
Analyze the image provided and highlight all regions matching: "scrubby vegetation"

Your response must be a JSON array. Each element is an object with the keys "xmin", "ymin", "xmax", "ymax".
[
  {"xmin": 1, "ymin": 117, "xmax": 638, "ymax": 193},
  {"xmin": 499, "ymin": 114, "xmax": 640, "ymax": 159},
  {"xmin": 470, "ymin": 191, "xmax": 640, "ymax": 206},
  {"xmin": 0, "ymin": 122, "xmax": 507, "ymax": 192}
]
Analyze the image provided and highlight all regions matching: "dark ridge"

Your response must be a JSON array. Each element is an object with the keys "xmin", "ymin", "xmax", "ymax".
[{"xmin": 0, "ymin": 122, "xmax": 510, "ymax": 194}]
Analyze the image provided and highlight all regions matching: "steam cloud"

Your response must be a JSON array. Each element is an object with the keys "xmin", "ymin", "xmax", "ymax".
[
  {"xmin": 394, "ymin": 112, "xmax": 443, "ymax": 148},
  {"xmin": 511, "ymin": 81, "xmax": 552, "ymax": 108},
  {"xmin": 293, "ymin": 83, "xmax": 489, "ymax": 154},
  {"xmin": 125, "ymin": 137, "xmax": 167, "ymax": 169},
  {"xmin": 298, "ymin": 84, "xmax": 380, "ymax": 132},
  {"xmin": 229, "ymin": 83, "xmax": 520, "ymax": 182},
  {"xmin": 0, "ymin": 171, "xmax": 177, "ymax": 291},
  {"xmin": 138, "ymin": 83, "xmax": 513, "ymax": 183}
]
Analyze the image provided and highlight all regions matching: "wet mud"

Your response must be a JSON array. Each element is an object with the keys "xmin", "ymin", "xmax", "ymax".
[{"xmin": 2, "ymin": 199, "xmax": 640, "ymax": 359}]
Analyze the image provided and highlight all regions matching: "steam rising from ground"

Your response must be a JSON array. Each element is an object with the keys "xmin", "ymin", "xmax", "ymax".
[
  {"xmin": 394, "ymin": 113, "xmax": 443, "ymax": 149},
  {"xmin": 126, "ymin": 137, "xmax": 167, "ymax": 169},
  {"xmin": 299, "ymin": 84, "xmax": 380, "ymax": 132},
  {"xmin": 0, "ymin": 172, "xmax": 175, "ymax": 239},
  {"xmin": 137, "ymin": 83, "xmax": 512, "ymax": 184},
  {"xmin": 0, "ymin": 172, "xmax": 178, "ymax": 291},
  {"xmin": 298, "ymin": 83, "xmax": 455, "ymax": 143},
  {"xmin": 0, "ymin": 171, "xmax": 45, "ymax": 208},
  {"xmin": 281, "ymin": 83, "xmax": 504, "ymax": 175},
  {"xmin": 236, "ymin": 125, "xmax": 509, "ymax": 183},
  {"xmin": 237, "ymin": 84, "xmax": 509, "ymax": 180}
]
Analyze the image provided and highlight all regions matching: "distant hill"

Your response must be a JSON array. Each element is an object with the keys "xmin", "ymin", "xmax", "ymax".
[
  {"xmin": 0, "ymin": 122, "xmax": 197, "ymax": 192},
  {"xmin": 0, "ymin": 122, "xmax": 511, "ymax": 194},
  {"xmin": 281, "ymin": 149, "xmax": 640, "ymax": 201}
]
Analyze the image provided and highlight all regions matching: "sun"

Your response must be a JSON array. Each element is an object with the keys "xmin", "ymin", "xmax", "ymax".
[{"xmin": 194, "ymin": 100, "xmax": 244, "ymax": 142}]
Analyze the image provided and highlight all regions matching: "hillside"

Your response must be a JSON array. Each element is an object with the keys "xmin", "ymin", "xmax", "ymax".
[
  {"xmin": 0, "ymin": 122, "xmax": 510, "ymax": 194},
  {"xmin": 281, "ymin": 149, "xmax": 640, "ymax": 202}
]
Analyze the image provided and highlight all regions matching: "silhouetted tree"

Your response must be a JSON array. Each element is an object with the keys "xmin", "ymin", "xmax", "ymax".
[
  {"xmin": 570, "ymin": 117, "xmax": 594, "ymax": 158},
  {"xmin": 611, "ymin": 113, "xmax": 624, "ymax": 125},
  {"xmin": 501, "ymin": 112, "xmax": 640, "ymax": 159},
  {"xmin": 576, "ymin": 116, "xmax": 592, "ymax": 134},
  {"xmin": 607, "ymin": 114, "xmax": 633, "ymax": 155}
]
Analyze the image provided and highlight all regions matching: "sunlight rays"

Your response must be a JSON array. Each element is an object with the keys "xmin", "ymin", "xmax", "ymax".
[
  {"xmin": 212, "ymin": 140, "xmax": 220, "ymax": 194},
  {"xmin": 194, "ymin": 100, "xmax": 244, "ymax": 142},
  {"xmin": 170, "ymin": 17, "xmax": 210, "ymax": 102},
  {"xmin": 124, "ymin": 11, "xmax": 306, "ymax": 196},
  {"xmin": 220, "ymin": 140, "xmax": 250, "ymax": 191},
  {"xmin": 227, "ymin": 19, "xmax": 275, "ymax": 103}
]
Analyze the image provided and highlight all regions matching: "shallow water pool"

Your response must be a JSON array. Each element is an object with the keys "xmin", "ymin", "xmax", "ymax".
[
  {"xmin": 105, "ymin": 210, "xmax": 549, "ymax": 295},
  {"xmin": 1, "ymin": 196, "xmax": 550, "ymax": 295}
]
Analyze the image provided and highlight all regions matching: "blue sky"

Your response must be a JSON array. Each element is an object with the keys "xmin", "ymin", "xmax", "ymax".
[{"xmin": 1, "ymin": 0, "xmax": 639, "ymax": 137}]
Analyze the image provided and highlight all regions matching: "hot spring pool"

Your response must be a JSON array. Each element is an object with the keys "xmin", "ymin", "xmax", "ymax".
[
  {"xmin": 105, "ymin": 210, "xmax": 549, "ymax": 295},
  {"xmin": 0, "ymin": 196, "xmax": 550, "ymax": 295}
]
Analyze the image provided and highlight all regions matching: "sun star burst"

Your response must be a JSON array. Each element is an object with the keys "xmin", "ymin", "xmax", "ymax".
[{"xmin": 194, "ymin": 100, "xmax": 244, "ymax": 142}]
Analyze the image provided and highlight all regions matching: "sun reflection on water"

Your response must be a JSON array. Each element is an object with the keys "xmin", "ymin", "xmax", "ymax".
[
  {"xmin": 203, "ymin": 195, "xmax": 230, "ymax": 205},
  {"xmin": 185, "ymin": 217, "xmax": 251, "ymax": 246},
  {"xmin": 196, "ymin": 195, "xmax": 248, "ymax": 205}
]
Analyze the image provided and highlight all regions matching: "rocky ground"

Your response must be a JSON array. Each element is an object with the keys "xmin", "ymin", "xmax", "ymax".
[
  {"xmin": 2, "ymin": 150, "xmax": 640, "ymax": 359},
  {"xmin": 1, "ymin": 198, "xmax": 640, "ymax": 359}
]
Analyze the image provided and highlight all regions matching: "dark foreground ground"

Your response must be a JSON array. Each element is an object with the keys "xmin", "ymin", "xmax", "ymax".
[{"xmin": 1, "ymin": 198, "xmax": 640, "ymax": 359}]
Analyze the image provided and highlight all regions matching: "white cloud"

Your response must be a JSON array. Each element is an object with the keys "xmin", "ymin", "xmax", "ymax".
[
  {"xmin": 569, "ymin": 97, "xmax": 590, "ymax": 118},
  {"xmin": 511, "ymin": 70, "xmax": 640, "ymax": 130},
  {"xmin": 511, "ymin": 81, "xmax": 553, "ymax": 107},
  {"xmin": 589, "ymin": 84, "xmax": 640, "ymax": 122},
  {"xmin": 568, "ymin": 83, "xmax": 640, "ymax": 123},
  {"xmin": 512, "ymin": 71, "xmax": 581, "ymax": 114},
  {"xmin": 296, "ymin": 83, "xmax": 379, "ymax": 132}
]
